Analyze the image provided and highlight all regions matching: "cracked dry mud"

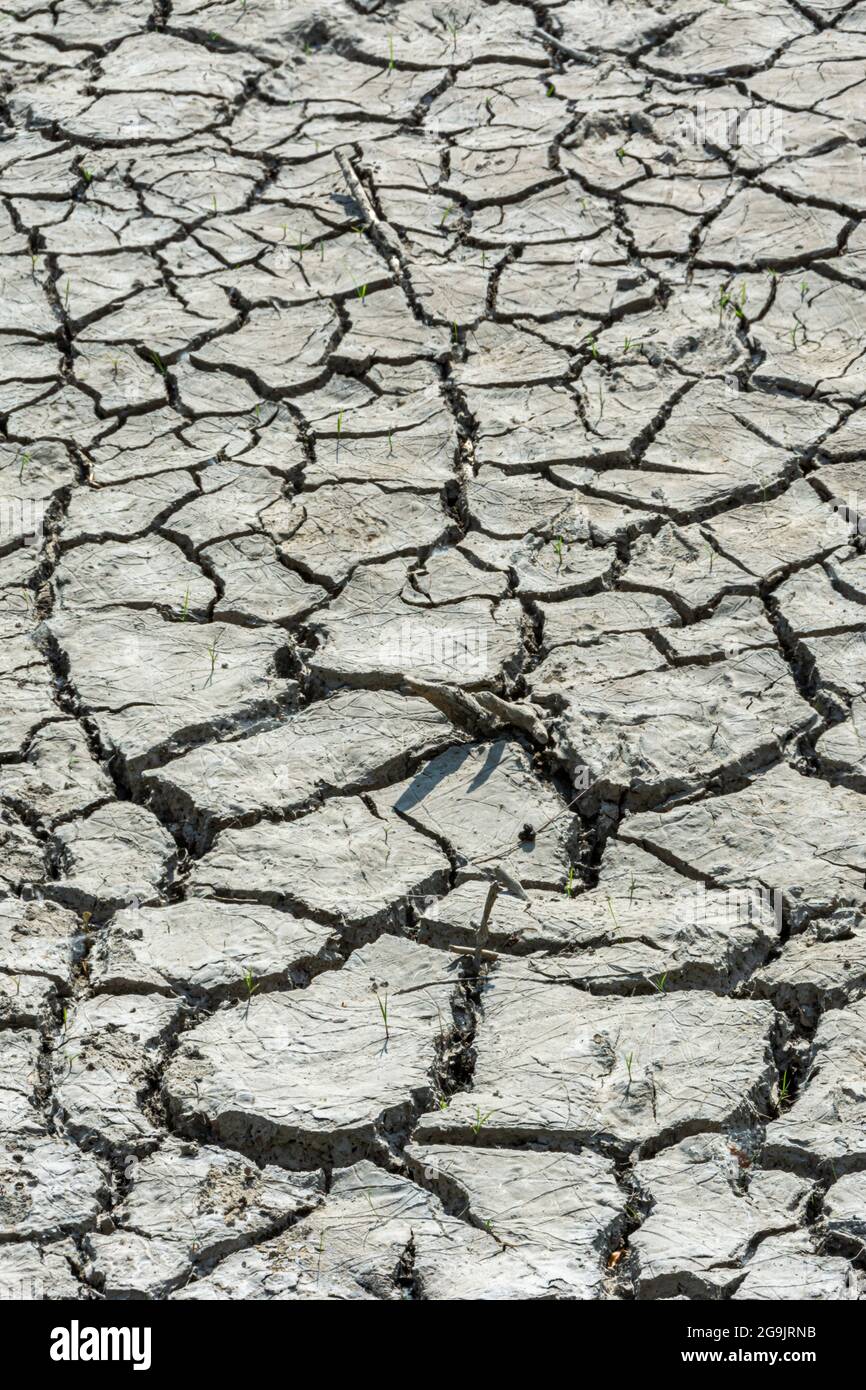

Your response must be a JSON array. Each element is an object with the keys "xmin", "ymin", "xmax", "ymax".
[{"xmin": 0, "ymin": 0, "xmax": 865, "ymax": 1307}]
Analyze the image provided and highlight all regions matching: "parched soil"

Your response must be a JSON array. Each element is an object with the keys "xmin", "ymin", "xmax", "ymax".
[{"xmin": 0, "ymin": 0, "xmax": 865, "ymax": 1302}]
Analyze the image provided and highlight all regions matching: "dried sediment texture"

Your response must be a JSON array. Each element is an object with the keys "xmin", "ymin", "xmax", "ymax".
[{"xmin": 1, "ymin": 0, "xmax": 865, "ymax": 1305}]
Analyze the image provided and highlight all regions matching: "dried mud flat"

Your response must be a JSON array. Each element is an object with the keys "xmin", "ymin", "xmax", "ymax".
[{"xmin": 0, "ymin": 0, "xmax": 865, "ymax": 1303}]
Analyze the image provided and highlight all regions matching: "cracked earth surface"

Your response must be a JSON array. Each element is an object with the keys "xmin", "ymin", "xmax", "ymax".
[{"xmin": 0, "ymin": 0, "xmax": 865, "ymax": 1304}]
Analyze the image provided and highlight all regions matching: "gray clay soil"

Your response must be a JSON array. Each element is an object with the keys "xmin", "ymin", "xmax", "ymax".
[{"xmin": 0, "ymin": 0, "xmax": 865, "ymax": 1302}]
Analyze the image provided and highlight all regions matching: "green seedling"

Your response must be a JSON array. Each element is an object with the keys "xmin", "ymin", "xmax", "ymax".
[
  {"xmin": 179, "ymin": 587, "xmax": 190, "ymax": 622},
  {"xmin": 388, "ymin": 430, "xmax": 394, "ymax": 455},
  {"xmin": 243, "ymin": 966, "xmax": 259, "ymax": 1000},
  {"xmin": 779, "ymin": 1069, "xmax": 792, "ymax": 1104},
  {"xmin": 470, "ymin": 1106, "xmax": 494, "ymax": 1136},
  {"xmin": 623, "ymin": 336, "xmax": 633, "ymax": 353},
  {"xmin": 204, "ymin": 637, "xmax": 220, "ymax": 688},
  {"xmin": 588, "ymin": 335, "xmax": 599, "ymax": 359},
  {"xmin": 553, "ymin": 535, "xmax": 565, "ymax": 570},
  {"xmin": 650, "ymin": 971, "xmax": 668, "ymax": 994},
  {"xmin": 336, "ymin": 409, "xmax": 344, "ymax": 437},
  {"xmin": 481, "ymin": 249, "xmax": 487, "ymax": 268},
  {"xmin": 564, "ymin": 864, "xmax": 576, "ymax": 898},
  {"xmin": 547, "ymin": 82, "xmax": 556, "ymax": 97},
  {"xmin": 372, "ymin": 981, "xmax": 390, "ymax": 1041},
  {"xmin": 624, "ymin": 1051, "xmax": 634, "ymax": 1086},
  {"xmin": 17, "ymin": 451, "xmax": 30, "ymax": 481},
  {"xmin": 606, "ymin": 895, "xmax": 619, "ymax": 931},
  {"xmin": 212, "ymin": 193, "xmax": 218, "ymax": 213},
  {"xmin": 615, "ymin": 146, "xmax": 626, "ymax": 164},
  {"xmin": 356, "ymin": 283, "xmax": 368, "ymax": 305},
  {"xmin": 452, "ymin": 321, "xmax": 459, "ymax": 344},
  {"xmin": 439, "ymin": 203, "xmax": 454, "ymax": 227},
  {"xmin": 800, "ymin": 280, "xmax": 809, "ymax": 301},
  {"xmin": 149, "ymin": 349, "xmax": 167, "ymax": 376},
  {"xmin": 628, "ymin": 873, "xmax": 636, "ymax": 904},
  {"xmin": 388, "ymin": 35, "xmax": 395, "ymax": 72},
  {"xmin": 718, "ymin": 285, "xmax": 744, "ymax": 325},
  {"xmin": 438, "ymin": 1096, "xmax": 450, "ymax": 1111}
]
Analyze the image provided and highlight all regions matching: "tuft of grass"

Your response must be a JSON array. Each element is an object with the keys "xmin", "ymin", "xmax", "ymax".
[
  {"xmin": 356, "ymin": 283, "xmax": 368, "ymax": 305},
  {"xmin": 243, "ymin": 966, "xmax": 259, "ymax": 1001},
  {"xmin": 718, "ymin": 284, "xmax": 745, "ymax": 325},
  {"xmin": 553, "ymin": 535, "xmax": 565, "ymax": 570},
  {"xmin": 779, "ymin": 1069, "xmax": 792, "ymax": 1105},
  {"xmin": 179, "ymin": 587, "xmax": 190, "ymax": 622},
  {"xmin": 564, "ymin": 864, "xmax": 576, "ymax": 898},
  {"xmin": 650, "ymin": 971, "xmax": 668, "ymax": 994}
]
